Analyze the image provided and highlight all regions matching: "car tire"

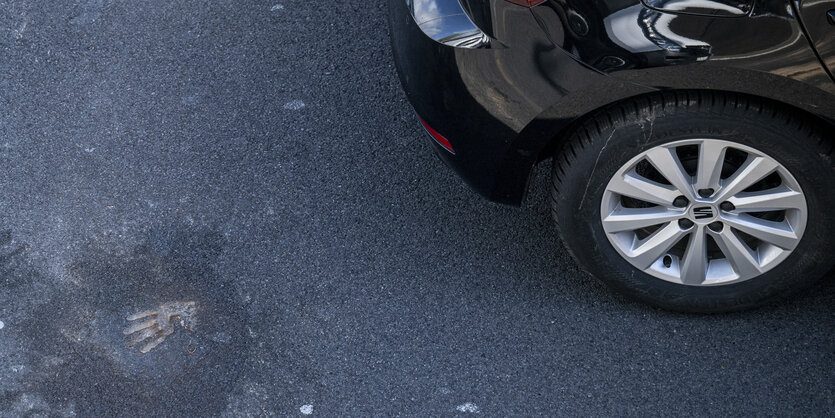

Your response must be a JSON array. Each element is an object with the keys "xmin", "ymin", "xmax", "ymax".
[{"xmin": 550, "ymin": 91, "xmax": 835, "ymax": 312}]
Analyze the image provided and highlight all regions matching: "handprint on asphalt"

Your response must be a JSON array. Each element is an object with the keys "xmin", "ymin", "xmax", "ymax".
[{"xmin": 124, "ymin": 301, "xmax": 197, "ymax": 353}]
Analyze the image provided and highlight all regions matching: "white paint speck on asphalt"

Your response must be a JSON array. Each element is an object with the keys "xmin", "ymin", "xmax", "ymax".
[
  {"xmin": 13, "ymin": 21, "xmax": 27, "ymax": 39},
  {"xmin": 299, "ymin": 404, "xmax": 313, "ymax": 415},
  {"xmin": 270, "ymin": 4, "xmax": 284, "ymax": 11},
  {"xmin": 283, "ymin": 100, "xmax": 305, "ymax": 110},
  {"xmin": 0, "ymin": 320, "xmax": 4, "ymax": 330},
  {"xmin": 456, "ymin": 403, "xmax": 479, "ymax": 413}
]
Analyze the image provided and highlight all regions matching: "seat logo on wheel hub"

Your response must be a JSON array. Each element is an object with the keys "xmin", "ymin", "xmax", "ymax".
[{"xmin": 693, "ymin": 206, "xmax": 714, "ymax": 220}]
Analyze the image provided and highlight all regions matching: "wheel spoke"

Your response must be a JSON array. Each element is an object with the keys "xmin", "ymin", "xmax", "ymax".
[
  {"xmin": 695, "ymin": 141, "xmax": 726, "ymax": 191},
  {"xmin": 607, "ymin": 172, "xmax": 680, "ymax": 207},
  {"xmin": 721, "ymin": 213, "xmax": 799, "ymax": 250},
  {"xmin": 715, "ymin": 155, "xmax": 778, "ymax": 202},
  {"xmin": 627, "ymin": 222, "xmax": 685, "ymax": 269},
  {"xmin": 728, "ymin": 186, "xmax": 805, "ymax": 212},
  {"xmin": 711, "ymin": 228, "xmax": 762, "ymax": 278},
  {"xmin": 680, "ymin": 226, "xmax": 707, "ymax": 285},
  {"xmin": 602, "ymin": 207, "xmax": 683, "ymax": 233},
  {"xmin": 644, "ymin": 147, "xmax": 696, "ymax": 200}
]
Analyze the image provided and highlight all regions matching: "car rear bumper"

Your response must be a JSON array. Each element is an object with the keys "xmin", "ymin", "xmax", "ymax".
[
  {"xmin": 388, "ymin": 0, "xmax": 566, "ymax": 204},
  {"xmin": 389, "ymin": 0, "xmax": 651, "ymax": 204}
]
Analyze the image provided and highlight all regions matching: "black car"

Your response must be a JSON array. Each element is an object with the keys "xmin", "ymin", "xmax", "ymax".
[{"xmin": 389, "ymin": 0, "xmax": 835, "ymax": 312}]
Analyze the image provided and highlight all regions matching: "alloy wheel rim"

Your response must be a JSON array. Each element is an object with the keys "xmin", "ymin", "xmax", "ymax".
[{"xmin": 600, "ymin": 138, "xmax": 807, "ymax": 286}]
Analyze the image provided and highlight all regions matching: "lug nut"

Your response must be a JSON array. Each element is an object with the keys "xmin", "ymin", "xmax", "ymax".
[
  {"xmin": 698, "ymin": 188, "xmax": 715, "ymax": 198},
  {"xmin": 708, "ymin": 222, "xmax": 724, "ymax": 232},
  {"xmin": 720, "ymin": 201, "xmax": 735, "ymax": 211},
  {"xmin": 679, "ymin": 218, "xmax": 694, "ymax": 229},
  {"xmin": 673, "ymin": 196, "xmax": 689, "ymax": 208}
]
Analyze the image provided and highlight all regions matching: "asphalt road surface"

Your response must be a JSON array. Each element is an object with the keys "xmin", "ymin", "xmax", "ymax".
[{"xmin": 1, "ymin": 1, "xmax": 833, "ymax": 416}]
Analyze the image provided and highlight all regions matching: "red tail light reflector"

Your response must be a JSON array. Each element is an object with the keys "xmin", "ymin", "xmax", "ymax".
[{"xmin": 419, "ymin": 118, "xmax": 455, "ymax": 154}]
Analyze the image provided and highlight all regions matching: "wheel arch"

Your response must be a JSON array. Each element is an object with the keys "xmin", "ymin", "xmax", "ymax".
[
  {"xmin": 537, "ymin": 88, "xmax": 835, "ymax": 163},
  {"xmin": 492, "ymin": 83, "xmax": 835, "ymax": 206}
]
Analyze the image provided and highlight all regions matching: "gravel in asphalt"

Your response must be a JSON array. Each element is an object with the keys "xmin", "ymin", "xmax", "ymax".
[{"xmin": 0, "ymin": 1, "xmax": 833, "ymax": 416}]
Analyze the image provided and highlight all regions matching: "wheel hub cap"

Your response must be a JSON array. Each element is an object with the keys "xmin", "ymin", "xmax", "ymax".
[
  {"xmin": 600, "ymin": 139, "xmax": 807, "ymax": 286},
  {"xmin": 691, "ymin": 205, "xmax": 716, "ymax": 223}
]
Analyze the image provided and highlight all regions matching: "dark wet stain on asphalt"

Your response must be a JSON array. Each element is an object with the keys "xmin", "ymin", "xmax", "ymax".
[{"xmin": 0, "ymin": 226, "xmax": 249, "ymax": 416}]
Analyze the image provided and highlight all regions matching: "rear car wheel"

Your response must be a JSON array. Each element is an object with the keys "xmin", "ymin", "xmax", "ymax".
[{"xmin": 551, "ymin": 92, "xmax": 835, "ymax": 312}]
